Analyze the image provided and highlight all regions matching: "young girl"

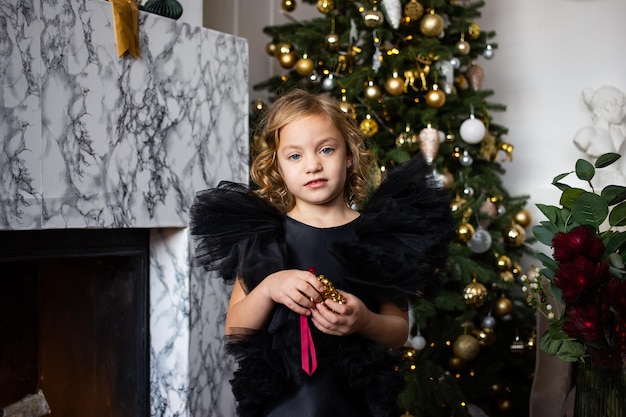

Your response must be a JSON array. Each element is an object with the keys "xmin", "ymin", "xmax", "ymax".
[{"xmin": 190, "ymin": 89, "xmax": 453, "ymax": 417}]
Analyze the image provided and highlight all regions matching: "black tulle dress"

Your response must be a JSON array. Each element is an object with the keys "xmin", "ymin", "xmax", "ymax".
[{"xmin": 189, "ymin": 152, "xmax": 453, "ymax": 417}]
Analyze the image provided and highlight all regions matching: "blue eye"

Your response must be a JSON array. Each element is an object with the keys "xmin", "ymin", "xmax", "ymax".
[
  {"xmin": 288, "ymin": 154, "xmax": 301, "ymax": 161},
  {"xmin": 321, "ymin": 147, "xmax": 334, "ymax": 155}
]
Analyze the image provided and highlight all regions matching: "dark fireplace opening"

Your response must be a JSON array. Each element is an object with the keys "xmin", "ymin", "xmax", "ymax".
[{"xmin": 0, "ymin": 229, "xmax": 150, "ymax": 417}]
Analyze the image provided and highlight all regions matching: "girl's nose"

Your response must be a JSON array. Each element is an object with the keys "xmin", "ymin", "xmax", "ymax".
[{"xmin": 306, "ymin": 156, "xmax": 322, "ymax": 173}]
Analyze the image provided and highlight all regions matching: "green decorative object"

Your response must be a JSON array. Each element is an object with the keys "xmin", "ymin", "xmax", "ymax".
[
  {"xmin": 574, "ymin": 362, "xmax": 626, "ymax": 417},
  {"xmin": 140, "ymin": 0, "xmax": 183, "ymax": 20}
]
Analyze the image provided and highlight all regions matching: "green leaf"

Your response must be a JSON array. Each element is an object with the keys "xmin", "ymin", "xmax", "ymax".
[
  {"xmin": 552, "ymin": 172, "xmax": 571, "ymax": 183},
  {"xmin": 601, "ymin": 185, "xmax": 626, "ymax": 205},
  {"xmin": 571, "ymin": 192, "xmax": 609, "ymax": 228},
  {"xmin": 535, "ymin": 252, "xmax": 558, "ymax": 272},
  {"xmin": 575, "ymin": 159, "xmax": 595, "ymax": 181},
  {"xmin": 609, "ymin": 252, "xmax": 625, "ymax": 269},
  {"xmin": 608, "ymin": 201, "xmax": 626, "ymax": 227},
  {"xmin": 595, "ymin": 152, "xmax": 621, "ymax": 168},
  {"xmin": 604, "ymin": 231, "xmax": 626, "ymax": 255},
  {"xmin": 553, "ymin": 182, "xmax": 571, "ymax": 192},
  {"xmin": 560, "ymin": 188, "xmax": 585, "ymax": 209},
  {"xmin": 536, "ymin": 203, "xmax": 559, "ymax": 224},
  {"xmin": 533, "ymin": 225, "xmax": 555, "ymax": 247}
]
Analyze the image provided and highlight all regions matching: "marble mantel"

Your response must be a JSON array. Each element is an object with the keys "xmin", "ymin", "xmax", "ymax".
[{"xmin": 0, "ymin": 0, "xmax": 247, "ymax": 415}]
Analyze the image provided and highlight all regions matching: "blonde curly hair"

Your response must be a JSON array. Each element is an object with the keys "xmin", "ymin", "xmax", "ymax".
[{"xmin": 251, "ymin": 89, "xmax": 374, "ymax": 213}]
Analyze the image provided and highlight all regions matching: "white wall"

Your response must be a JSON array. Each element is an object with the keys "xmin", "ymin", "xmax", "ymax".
[{"xmin": 203, "ymin": 0, "xmax": 626, "ymax": 263}]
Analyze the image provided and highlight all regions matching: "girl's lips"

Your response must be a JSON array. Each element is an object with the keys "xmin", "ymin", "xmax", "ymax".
[{"xmin": 305, "ymin": 179, "xmax": 327, "ymax": 188}]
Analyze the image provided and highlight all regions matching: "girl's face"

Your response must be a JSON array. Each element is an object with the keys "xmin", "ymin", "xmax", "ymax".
[{"xmin": 276, "ymin": 114, "xmax": 350, "ymax": 211}]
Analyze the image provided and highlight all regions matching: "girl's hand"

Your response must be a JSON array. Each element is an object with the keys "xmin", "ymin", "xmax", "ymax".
[
  {"xmin": 310, "ymin": 291, "xmax": 369, "ymax": 336},
  {"xmin": 261, "ymin": 269, "xmax": 325, "ymax": 315}
]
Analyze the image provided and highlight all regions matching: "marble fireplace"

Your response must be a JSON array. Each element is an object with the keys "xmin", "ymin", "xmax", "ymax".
[{"xmin": 0, "ymin": 1, "xmax": 248, "ymax": 416}]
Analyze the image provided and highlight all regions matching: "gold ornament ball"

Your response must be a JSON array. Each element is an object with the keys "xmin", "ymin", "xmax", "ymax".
[
  {"xmin": 503, "ymin": 224, "xmax": 526, "ymax": 247},
  {"xmin": 420, "ymin": 10, "xmax": 445, "ymax": 37},
  {"xmin": 493, "ymin": 296, "xmax": 513, "ymax": 316},
  {"xmin": 468, "ymin": 22, "xmax": 481, "ymax": 39},
  {"xmin": 281, "ymin": 0, "xmax": 297, "ymax": 12},
  {"xmin": 325, "ymin": 32, "xmax": 340, "ymax": 51},
  {"xmin": 496, "ymin": 255, "xmax": 512, "ymax": 272},
  {"xmin": 265, "ymin": 42, "xmax": 276, "ymax": 57},
  {"xmin": 450, "ymin": 195, "xmax": 467, "ymax": 213},
  {"xmin": 513, "ymin": 208, "xmax": 532, "ymax": 228},
  {"xmin": 456, "ymin": 40, "xmax": 471, "ymax": 55},
  {"xmin": 404, "ymin": 0, "xmax": 424, "ymax": 21},
  {"xmin": 452, "ymin": 334, "xmax": 480, "ymax": 361},
  {"xmin": 500, "ymin": 271, "xmax": 515, "ymax": 283},
  {"xmin": 274, "ymin": 42, "xmax": 293, "ymax": 57},
  {"xmin": 360, "ymin": 118, "xmax": 379, "ymax": 137},
  {"xmin": 425, "ymin": 87, "xmax": 446, "ymax": 108},
  {"xmin": 277, "ymin": 51, "xmax": 297, "ymax": 69},
  {"xmin": 511, "ymin": 263, "xmax": 522, "ymax": 279},
  {"xmin": 463, "ymin": 281, "xmax": 488, "ymax": 307},
  {"xmin": 317, "ymin": 0, "xmax": 334, "ymax": 14},
  {"xmin": 363, "ymin": 9, "xmax": 385, "ymax": 28},
  {"xmin": 339, "ymin": 101, "xmax": 356, "ymax": 119},
  {"xmin": 385, "ymin": 75, "xmax": 405, "ymax": 96},
  {"xmin": 449, "ymin": 355, "xmax": 465, "ymax": 370},
  {"xmin": 364, "ymin": 82, "xmax": 382, "ymax": 100},
  {"xmin": 251, "ymin": 98, "xmax": 268, "ymax": 115},
  {"xmin": 295, "ymin": 57, "xmax": 314, "ymax": 76},
  {"xmin": 455, "ymin": 222, "xmax": 475, "ymax": 242},
  {"xmin": 472, "ymin": 327, "xmax": 496, "ymax": 347},
  {"xmin": 498, "ymin": 399, "xmax": 513, "ymax": 414}
]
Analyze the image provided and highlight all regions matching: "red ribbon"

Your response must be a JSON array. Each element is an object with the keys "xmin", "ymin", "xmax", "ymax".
[{"xmin": 300, "ymin": 314, "xmax": 317, "ymax": 376}]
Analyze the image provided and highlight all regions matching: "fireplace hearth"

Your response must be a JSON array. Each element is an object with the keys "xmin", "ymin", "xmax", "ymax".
[{"xmin": 0, "ymin": 229, "xmax": 150, "ymax": 417}]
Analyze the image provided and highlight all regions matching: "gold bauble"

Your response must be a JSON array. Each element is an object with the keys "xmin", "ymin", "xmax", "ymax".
[
  {"xmin": 281, "ymin": 0, "xmax": 297, "ymax": 12},
  {"xmin": 265, "ymin": 42, "xmax": 276, "ymax": 57},
  {"xmin": 277, "ymin": 51, "xmax": 297, "ymax": 69},
  {"xmin": 364, "ymin": 81, "xmax": 382, "ymax": 100},
  {"xmin": 463, "ymin": 280, "xmax": 488, "ymax": 307},
  {"xmin": 503, "ymin": 224, "xmax": 526, "ymax": 247},
  {"xmin": 498, "ymin": 399, "xmax": 513, "ymax": 413},
  {"xmin": 275, "ymin": 42, "xmax": 293, "ymax": 57},
  {"xmin": 493, "ymin": 296, "xmax": 513, "ymax": 316},
  {"xmin": 468, "ymin": 22, "xmax": 481, "ymax": 39},
  {"xmin": 452, "ymin": 334, "xmax": 480, "ymax": 361},
  {"xmin": 324, "ymin": 32, "xmax": 340, "ymax": 51},
  {"xmin": 455, "ymin": 222, "xmax": 475, "ymax": 242},
  {"xmin": 251, "ymin": 98, "xmax": 268, "ymax": 115},
  {"xmin": 317, "ymin": 0, "xmax": 334, "ymax": 14},
  {"xmin": 450, "ymin": 195, "xmax": 467, "ymax": 213},
  {"xmin": 511, "ymin": 262, "xmax": 522, "ymax": 279},
  {"xmin": 404, "ymin": 0, "xmax": 424, "ymax": 21},
  {"xmin": 338, "ymin": 100, "xmax": 356, "ymax": 119},
  {"xmin": 425, "ymin": 85, "xmax": 446, "ymax": 108},
  {"xmin": 456, "ymin": 40, "xmax": 471, "ymax": 55},
  {"xmin": 500, "ymin": 271, "xmax": 514, "ymax": 283},
  {"xmin": 295, "ymin": 56, "xmax": 314, "ymax": 76},
  {"xmin": 512, "ymin": 208, "xmax": 532, "ymax": 227},
  {"xmin": 472, "ymin": 327, "xmax": 496, "ymax": 347},
  {"xmin": 449, "ymin": 355, "xmax": 465, "ymax": 370},
  {"xmin": 385, "ymin": 75, "xmax": 405, "ymax": 96},
  {"xmin": 455, "ymin": 74, "xmax": 468, "ymax": 90},
  {"xmin": 360, "ymin": 117, "xmax": 379, "ymax": 137},
  {"xmin": 496, "ymin": 255, "xmax": 512, "ymax": 272},
  {"xmin": 451, "ymin": 146, "xmax": 462, "ymax": 160},
  {"xmin": 363, "ymin": 9, "xmax": 385, "ymax": 28},
  {"xmin": 419, "ymin": 10, "xmax": 444, "ymax": 37}
]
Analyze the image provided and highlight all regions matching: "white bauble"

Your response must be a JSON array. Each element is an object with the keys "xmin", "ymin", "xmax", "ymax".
[{"xmin": 460, "ymin": 117, "xmax": 486, "ymax": 144}]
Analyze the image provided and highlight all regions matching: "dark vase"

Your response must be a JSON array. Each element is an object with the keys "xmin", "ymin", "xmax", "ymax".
[
  {"xmin": 140, "ymin": 0, "xmax": 183, "ymax": 20},
  {"xmin": 574, "ymin": 361, "xmax": 626, "ymax": 417}
]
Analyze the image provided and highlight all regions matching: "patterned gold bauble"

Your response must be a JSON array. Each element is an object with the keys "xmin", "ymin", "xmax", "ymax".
[
  {"xmin": 512, "ymin": 208, "xmax": 532, "ymax": 227},
  {"xmin": 364, "ymin": 81, "xmax": 382, "ymax": 100},
  {"xmin": 452, "ymin": 334, "xmax": 480, "ymax": 361},
  {"xmin": 281, "ymin": 0, "xmax": 296, "ymax": 12},
  {"xmin": 325, "ymin": 32, "xmax": 340, "ymax": 51},
  {"xmin": 425, "ymin": 85, "xmax": 446, "ymax": 108},
  {"xmin": 463, "ymin": 280, "xmax": 487, "ymax": 307},
  {"xmin": 472, "ymin": 327, "xmax": 496, "ymax": 347},
  {"xmin": 493, "ymin": 296, "xmax": 513, "ymax": 316},
  {"xmin": 360, "ymin": 117, "xmax": 379, "ymax": 137},
  {"xmin": 404, "ymin": 0, "xmax": 424, "ymax": 21},
  {"xmin": 363, "ymin": 9, "xmax": 385, "ymax": 28},
  {"xmin": 265, "ymin": 42, "xmax": 276, "ymax": 56},
  {"xmin": 455, "ymin": 222, "xmax": 475, "ymax": 242},
  {"xmin": 419, "ymin": 9, "xmax": 444, "ymax": 37},
  {"xmin": 503, "ymin": 224, "xmax": 526, "ymax": 247},
  {"xmin": 295, "ymin": 56, "xmax": 314, "ymax": 76},
  {"xmin": 385, "ymin": 74, "xmax": 404, "ymax": 96},
  {"xmin": 317, "ymin": 0, "xmax": 333, "ymax": 13},
  {"xmin": 277, "ymin": 51, "xmax": 296, "ymax": 69},
  {"xmin": 496, "ymin": 254, "xmax": 512, "ymax": 272},
  {"xmin": 468, "ymin": 22, "xmax": 481, "ymax": 39}
]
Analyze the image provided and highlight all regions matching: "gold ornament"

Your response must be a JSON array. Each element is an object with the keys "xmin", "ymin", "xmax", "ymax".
[
  {"xmin": 463, "ymin": 280, "xmax": 488, "ymax": 307},
  {"xmin": 468, "ymin": 22, "xmax": 481, "ymax": 39},
  {"xmin": 385, "ymin": 73, "xmax": 404, "ymax": 96},
  {"xmin": 251, "ymin": 98, "xmax": 267, "ymax": 115},
  {"xmin": 455, "ymin": 222, "xmax": 475, "ymax": 242},
  {"xmin": 338, "ymin": 96, "xmax": 356, "ymax": 119},
  {"xmin": 363, "ymin": 8, "xmax": 385, "ymax": 28},
  {"xmin": 277, "ymin": 51, "xmax": 296, "ymax": 69},
  {"xmin": 418, "ymin": 125, "xmax": 440, "ymax": 163},
  {"xmin": 511, "ymin": 263, "xmax": 522, "ymax": 279},
  {"xmin": 281, "ymin": 0, "xmax": 296, "ymax": 12},
  {"xmin": 455, "ymin": 74, "xmax": 468, "ymax": 90},
  {"xmin": 493, "ymin": 296, "xmax": 513, "ymax": 316},
  {"xmin": 498, "ymin": 399, "xmax": 513, "ymax": 414},
  {"xmin": 456, "ymin": 39, "xmax": 471, "ymax": 55},
  {"xmin": 472, "ymin": 327, "xmax": 496, "ymax": 346},
  {"xmin": 451, "ymin": 146, "xmax": 462, "ymax": 160},
  {"xmin": 425, "ymin": 84, "xmax": 446, "ymax": 108},
  {"xmin": 510, "ymin": 335, "xmax": 525, "ymax": 354},
  {"xmin": 450, "ymin": 195, "xmax": 467, "ymax": 213},
  {"xmin": 274, "ymin": 42, "xmax": 293, "ymax": 57},
  {"xmin": 496, "ymin": 255, "xmax": 512, "ymax": 272},
  {"xmin": 396, "ymin": 125, "xmax": 419, "ymax": 151},
  {"xmin": 503, "ymin": 224, "xmax": 526, "ymax": 247},
  {"xmin": 500, "ymin": 271, "xmax": 514, "ymax": 283},
  {"xmin": 404, "ymin": 0, "xmax": 424, "ymax": 22},
  {"xmin": 317, "ymin": 274, "xmax": 345, "ymax": 303},
  {"xmin": 325, "ymin": 32, "xmax": 340, "ymax": 51},
  {"xmin": 512, "ymin": 208, "xmax": 532, "ymax": 228},
  {"xmin": 449, "ymin": 355, "xmax": 465, "ymax": 370},
  {"xmin": 419, "ymin": 9, "xmax": 444, "ymax": 37},
  {"xmin": 295, "ymin": 55, "xmax": 314, "ymax": 76},
  {"xmin": 265, "ymin": 42, "xmax": 276, "ymax": 56},
  {"xmin": 360, "ymin": 116, "xmax": 379, "ymax": 137},
  {"xmin": 316, "ymin": 0, "xmax": 333, "ymax": 14},
  {"xmin": 452, "ymin": 334, "xmax": 480, "ymax": 361},
  {"xmin": 364, "ymin": 81, "xmax": 382, "ymax": 100}
]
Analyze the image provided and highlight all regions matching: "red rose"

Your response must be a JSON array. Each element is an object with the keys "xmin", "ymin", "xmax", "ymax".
[
  {"xmin": 552, "ymin": 225, "xmax": 605, "ymax": 263},
  {"xmin": 553, "ymin": 256, "xmax": 608, "ymax": 303},
  {"xmin": 562, "ymin": 303, "xmax": 605, "ymax": 342}
]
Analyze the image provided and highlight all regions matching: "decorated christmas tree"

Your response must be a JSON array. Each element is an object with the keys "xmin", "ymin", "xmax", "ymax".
[{"xmin": 250, "ymin": 1, "xmax": 537, "ymax": 416}]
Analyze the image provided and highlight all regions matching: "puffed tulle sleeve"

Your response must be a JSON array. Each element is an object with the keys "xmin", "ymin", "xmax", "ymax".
[
  {"xmin": 189, "ymin": 181, "xmax": 286, "ymax": 288},
  {"xmin": 333, "ymin": 151, "xmax": 454, "ymax": 303}
]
